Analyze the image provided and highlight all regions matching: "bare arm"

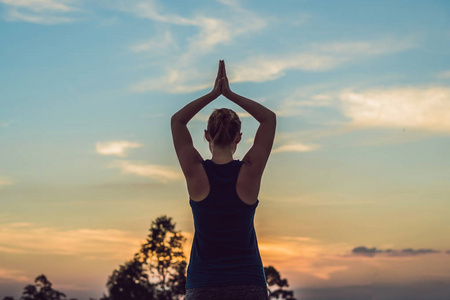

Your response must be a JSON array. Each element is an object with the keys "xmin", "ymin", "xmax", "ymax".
[
  {"xmin": 221, "ymin": 62, "xmax": 276, "ymax": 171},
  {"xmin": 171, "ymin": 61, "xmax": 224, "ymax": 178},
  {"xmin": 222, "ymin": 90, "xmax": 276, "ymax": 123},
  {"xmin": 171, "ymin": 91, "xmax": 218, "ymax": 125}
]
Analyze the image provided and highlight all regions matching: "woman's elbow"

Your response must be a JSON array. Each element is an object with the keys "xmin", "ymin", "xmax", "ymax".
[
  {"xmin": 267, "ymin": 111, "xmax": 277, "ymax": 123},
  {"xmin": 271, "ymin": 111, "xmax": 277, "ymax": 119},
  {"xmin": 171, "ymin": 113, "xmax": 183, "ymax": 124}
]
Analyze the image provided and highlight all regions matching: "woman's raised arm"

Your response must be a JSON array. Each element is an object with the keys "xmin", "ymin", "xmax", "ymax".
[
  {"xmin": 221, "ymin": 62, "xmax": 276, "ymax": 172},
  {"xmin": 171, "ymin": 61, "xmax": 224, "ymax": 178}
]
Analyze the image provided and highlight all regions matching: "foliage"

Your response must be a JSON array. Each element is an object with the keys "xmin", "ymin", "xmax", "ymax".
[
  {"xmin": 264, "ymin": 266, "xmax": 296, "ymax": 300},
  {"xmin": 104, "ymin": 215, "xmax": 187, "ymax": 300},
  {"xmin": 0, "ymin": 274, "xmax": 78, "ymax": 300},
  {"xmin": 22, "ymin": 274, "xmax": 73, "ymax": 300},
  {"xmin": 138, "ymin": 215, "xmax": 186, "ymax": 300},
  {"xmin": 105, "ymin": 258, "xmax": 154, "ymax": 300}
]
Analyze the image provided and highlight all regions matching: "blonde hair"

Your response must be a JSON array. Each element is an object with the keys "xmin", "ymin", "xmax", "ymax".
[{"xmin": 207, "ymin": 108, "xmax": 241, "ymax": 146}]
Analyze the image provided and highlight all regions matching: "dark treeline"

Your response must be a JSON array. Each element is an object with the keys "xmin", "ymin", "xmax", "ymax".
[{"xmin": 3, "ymin": 216, "xmax": 295, "ymax": 300}]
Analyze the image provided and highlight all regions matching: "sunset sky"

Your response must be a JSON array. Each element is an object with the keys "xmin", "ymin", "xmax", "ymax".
[{"xmin": 1, "ymin": 0, "xmax": 450, "ymax": 299}]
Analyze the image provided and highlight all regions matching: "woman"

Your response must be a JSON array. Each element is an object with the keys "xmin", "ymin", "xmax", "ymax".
[{"xmin": 171, "ymin": 60, "xmax": 276, "ymax": 300}]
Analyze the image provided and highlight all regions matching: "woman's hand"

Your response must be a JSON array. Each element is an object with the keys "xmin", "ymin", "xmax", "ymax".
[
  {"xmin": 221, "ymin": 60, "xmax": 232, "ymax": 97},
  {"xmin": 212, "ymin": 60, "xmax": 224, "ymax": 97}
]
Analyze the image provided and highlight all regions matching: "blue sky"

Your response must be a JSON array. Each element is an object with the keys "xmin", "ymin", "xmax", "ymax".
[{"xmin": 1, "ymin": 0, "xmax": 450, "ymax": 299}]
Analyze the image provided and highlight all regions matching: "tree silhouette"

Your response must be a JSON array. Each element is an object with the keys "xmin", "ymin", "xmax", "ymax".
[
  {"xmin": 104, "ymin": 215, "xmax": 187, "ymax": 300},
  {"xmin": 138, "ymin": 215, "xmax": 186, "ymax": 300},
  {"xmin": 264, "ymin": 266, "xmax": 296, "ymax": 300},
  {"xmin": 5, "ymin": 274, "xmax": 79, "ymax": 300},
  {"xmin": 105, "ymin": 258, "xmax": 154, "ymax": 300}
]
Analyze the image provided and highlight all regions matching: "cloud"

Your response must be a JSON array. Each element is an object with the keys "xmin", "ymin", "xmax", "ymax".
[
  {"xmin": 131, "ymin": 35, "xmax": 414, "ymax": 94},
  {"xmin": 0, "ymin": 0, "xmax": 80, "ymax": 24},
  {"xmin": 230, "ymin": 38, "xmax": 415, "ymax": 84},
  {"xmin": 259, "ymin": 236, "xmax": 349, "ymax": 280},
  {"xmin": 339, "ymin": 86, "xmax": 450, "ymax": 131},
  {"xmin": 274, "ymin": 85, "xmax": 450, "ymax": 149},
  {"xmin": 117, "ymin": 0, "xmax": 266, "ymax": 93},
  {"xmin": 272, "ymin": 142, "xmax": 319, "ymax": 153},
  {"xmin": 0, "ymin": 0, "xmax": 76, "ymax": 11},
  {"xmin": 0, "ymin": 267, "xmax": 32, "ymax": 283},
  {"xmin": 109, "ymin": 160, "xmax": 183, "ymax": 183},
  {"xmin": 258, "ymin": 235, "xmax": 450, "ymax": 290},
  {"xmin": 130, "ymin": 30, "xmax": 177, "ymax": 53},
  {"xmin": 114, "ymin": 0, "xmax": 265, "ymax": 54},
  {"xmin": 0, "ymin": 222, "xmax": 141, "ymax": 260},
  {"xmin": 130, "ymin": 70, "xmax": 211, "ymax": 94},
  {"xmin": 111, "ymin": 0, "xmax": 196, "ymax": 25},
  {"xmin": 310, "ymin": 38, "xmax": 415, "ymax": 56},
  {"xmin": 352, "ymin": 246, "xmax": 382, "ymax": 256},
  {"xmin": 400, "ymin": 248, "xmax": 441, "ymax": 256},
  {"xmin": 437, "ymin": 71, "xmax": 450, "ymax": 79},
  {"xmin": 96, "ymin": 141, "xmax": 142, "ymax": 157},
  {"xmin": 0, "ymin": 176, "xmax": 13, "ymax": 189},
  {"xmin": 352, "ymin": 246, "xmax": 441, "ymax": 257},
  {"xmin": 276, "ymin": 90, "xmax": 336, "ymax": 117},
  {"xmin": 231, "ymin": 53, "xmax": 341, "ymax": 83}
]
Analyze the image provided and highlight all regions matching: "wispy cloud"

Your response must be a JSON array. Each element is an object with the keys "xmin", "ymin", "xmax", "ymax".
[
  {"xmin": 259, "ymin": 236, "xmax": 349, "ymax": 280},
  {"xmin": 272, "ymin": 142, "xmax": 319, "ymax": 153},
  {"xmin": 130, "ymin": 70, "xmax": 211, "ymax": 94},
  {"xmin": 352, "ymin": 246, "xmax": 441, "ymax": 257},
  {"xmin": 109, "ymin": 160, "xmax": 183, "ymax": 183},
  {"xmin": 130, "ymin": 30, "xmax": 177, "ymax": 53},
  {"xmin": 0, "ymin": 176, "xmax": 13, "ymax": 189},
  {"xmin": 0, "ymin": 267, "xmax": 32, "ymax": 283},
  {"xmin": 231, "ymin": 53, "xmax": 341, "ymax": 83},
  {"xmin": 258, "ymin": 235, "xmax": 450, "ymax": 289},
  {"xmin": 131, "ymin": 35, "xmax": 414, "ymax": 94},
  {"xmin": 114, "ymin": 0, "xmax": 265, "ymax": 55},
  {"xmin": 96, "ymin": 141, "xmax": 142, "ymax": 157},
  {"xmin": 276, "ymin": 91, "xmax": 335, "ymax": 117},
  {"xmin": 96, "ymin": 140, "xmax": 183, "ymax": 183},
  {"xmin": 110, "ymin": 0, "xmax": 196, "ymax": 25},
  {"xmin": 0, "ymin": 0, "xmax": 76, "ymax": 11},
  {"xmin": 0, "ymin": 222, "xmax": 141, "ymax": 260},
  {"xmin": 273, "ymin": 84, "xmax": 450, "ymax": 149},
  {"xmin": 339, "ymin": 86, "xmax": 450, "ymax": 131},
  {"xmin": 0, "ymin": 0, "xmax": 81, "ymax": 24},
  {"xmin": 230, "ymin": 38, "xmax": 415, "ymax": 84},
  {"xmin": 117, "ymin": 0, "xmax": 266, "ymax": 93},
  {"xmin": 437, "ymin": 70, "xmax": 450, "ymax": 79}
]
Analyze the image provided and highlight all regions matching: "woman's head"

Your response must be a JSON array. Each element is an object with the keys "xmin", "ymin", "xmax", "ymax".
[{"xmin": 205, "ymin": 108, "xmax": 241, "ymax": 148}]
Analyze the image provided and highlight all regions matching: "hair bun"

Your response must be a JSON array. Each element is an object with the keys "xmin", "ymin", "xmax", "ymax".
[
  {"xmin": 207, "ymin": 108, "xmax": 241, "ymax": 146},
  {"xmin": 217, "ymin": 110, "xmax": 229, "ymax": 123}
]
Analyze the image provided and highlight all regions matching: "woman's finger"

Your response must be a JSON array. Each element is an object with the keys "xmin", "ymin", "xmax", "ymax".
[
  {"xmin": 222, "ymin": 60, "xmax": 227, "ymax": 78},
  {"xmin": 217, "ymin": 60, "xmax": 223, "ymax": 79}
]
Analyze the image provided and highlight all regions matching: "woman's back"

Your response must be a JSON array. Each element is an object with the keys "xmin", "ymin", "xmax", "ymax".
[
  {"xmin": 188, "ymin": 158, "xmax": 264, "ymax": 205},
  {"xmin": 186, "ymin": 159, "xmax": 266, "ymax": 289}
]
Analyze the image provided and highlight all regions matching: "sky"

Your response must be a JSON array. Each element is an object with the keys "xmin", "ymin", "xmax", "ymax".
[{"xmin": 1, "ymin": 0, "xmax": 450, "ymax": 299}]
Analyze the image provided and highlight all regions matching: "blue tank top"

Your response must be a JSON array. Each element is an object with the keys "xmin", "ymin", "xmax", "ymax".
[{"xmin": 186, "ymin": 159, "xmax": 267, "ymax": 289}]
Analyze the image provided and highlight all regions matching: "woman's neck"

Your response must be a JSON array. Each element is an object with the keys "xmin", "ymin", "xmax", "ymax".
[{"xmin": 210, "ymin": 146, "xmax": 234, "ymax": 164}]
